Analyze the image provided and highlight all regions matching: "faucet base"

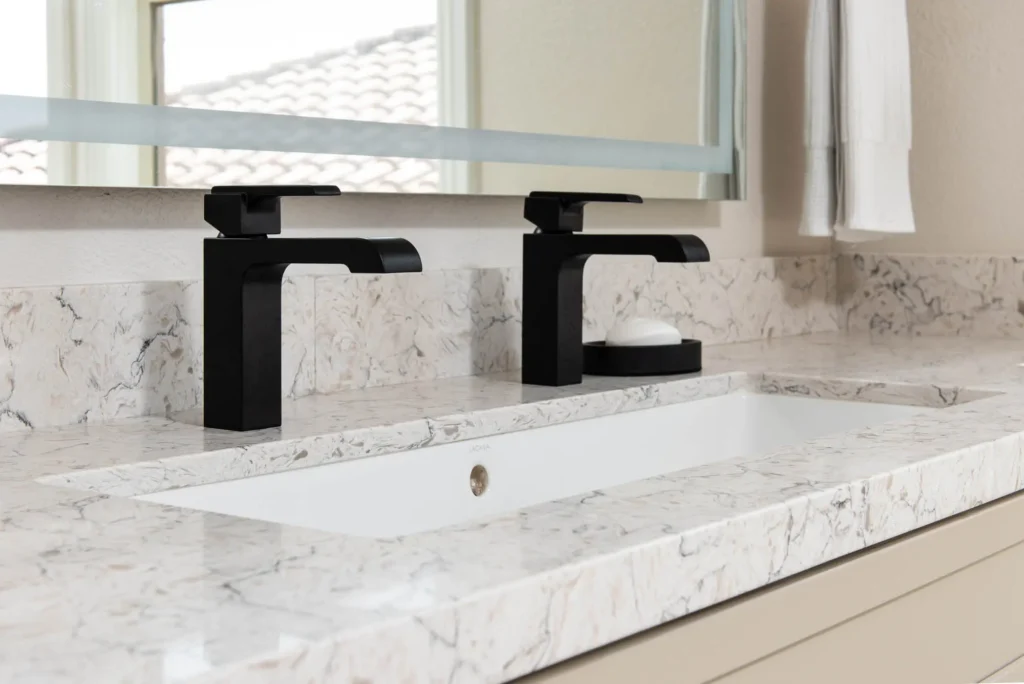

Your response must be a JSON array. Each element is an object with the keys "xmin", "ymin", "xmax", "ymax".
[{"xmin": 582, "ymin": 340, "xmax": 702, "ymax": 377}]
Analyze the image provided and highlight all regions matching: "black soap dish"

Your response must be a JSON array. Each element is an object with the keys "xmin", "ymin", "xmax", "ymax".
[{"xmin": 583, "ymin": 340, "xmax": 702, "ymax": 377}]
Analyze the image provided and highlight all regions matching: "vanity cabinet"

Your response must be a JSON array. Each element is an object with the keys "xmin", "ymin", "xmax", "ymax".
[{"xmin": 522, "ymin": 492, "xmax": 1024, "ymax": 684}]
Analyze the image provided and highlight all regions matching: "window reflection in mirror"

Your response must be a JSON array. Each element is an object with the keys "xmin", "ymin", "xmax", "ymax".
[
  {"xmin": 0, "ymin": 2, "xmax": 48, "ymax": 183},
  {"xmin": 0, "ymin": 0, "xmax": 741, "ymax": 199},
  {"xmin": 158, "ymin": 0, "xmax": 441, "ymax": 191}
]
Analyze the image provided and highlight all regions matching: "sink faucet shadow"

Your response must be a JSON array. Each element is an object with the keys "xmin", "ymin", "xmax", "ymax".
[
  {"xmin": 521, "ymin": 191, "xmax": 710, "ymax": 386},
  {"xmin": 203, "ymin": 185, "xmax": 422, "ymax": 431}
]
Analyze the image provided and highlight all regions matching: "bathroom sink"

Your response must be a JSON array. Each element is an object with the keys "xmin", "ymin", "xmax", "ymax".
[{"xmin": 137, "ymin": 393, "xmax": 932, "ymax": 538}]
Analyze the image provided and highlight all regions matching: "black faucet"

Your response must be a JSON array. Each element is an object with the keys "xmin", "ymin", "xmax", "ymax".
[
  {"xmin": 203, "ymin": 185, "xmax": 422, "ymax": 431},
  {"xmin": 521, "ymin": 191, "xmax": 710, "ymax": 387}
]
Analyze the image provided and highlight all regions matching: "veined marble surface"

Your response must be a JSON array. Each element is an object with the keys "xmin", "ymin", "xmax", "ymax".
[
  {"xmin": 1, "ymin": 256, "xmax": 834, "ymax": 431},
  {"xmin": 4, "ymin": 333, "xmax": 1024, "ymax": 683},
  {"xmin": 313, "ymin": 254, "xmax": 836, "ymax": 394},
  {"xmin": 583, "ymin": 254, "xmax": 836, "ymax": 344},
  {"xmin": 838, "ymin": 253, "xmax": 1024, "ymax": 337},
  {"xmin": 0, "ymin": 278, "xmax": 314, "ymax": 431}
]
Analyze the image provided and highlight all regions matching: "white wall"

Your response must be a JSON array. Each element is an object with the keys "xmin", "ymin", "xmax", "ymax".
[
  {"xmin": 0, "ymin": 186, "xmax": 718, "ymax": 285},
  {"xmin": 0, "ymin": 0, "xmax": 825, "ymax": 288}
]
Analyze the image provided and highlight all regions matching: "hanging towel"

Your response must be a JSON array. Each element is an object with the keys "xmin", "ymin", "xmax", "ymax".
[{"xmin": 799, "ymin": 0, "xmax": 916, "ymax": 241}]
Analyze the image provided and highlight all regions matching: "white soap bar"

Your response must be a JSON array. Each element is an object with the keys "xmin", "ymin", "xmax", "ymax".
[{"xmin": 605, "ymin": 318, "xmax": 683, "ymax": 347}]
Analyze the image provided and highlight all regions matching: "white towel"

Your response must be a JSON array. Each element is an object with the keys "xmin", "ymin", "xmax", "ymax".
[{"xmin": 799, "ymin": 0, "xmax": 916, "ymax": 241}]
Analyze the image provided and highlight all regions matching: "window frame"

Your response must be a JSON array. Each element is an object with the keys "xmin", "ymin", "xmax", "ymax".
[
  {"xmin": 437, "ymin": 0, "xmax": 477, "ymax": 193},
  {"xmin": 44, "ymin": 0, "xmax": 171, "ymax": 185},
  {"xmin": 142, "ymin": 0, "xmax": 194, "ymax": 186}
]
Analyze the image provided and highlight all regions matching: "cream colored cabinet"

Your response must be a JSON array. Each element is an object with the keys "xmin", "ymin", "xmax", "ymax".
[{"xmin": 523, "ymin": 493, "xmax": 1024, "ymax": 684}]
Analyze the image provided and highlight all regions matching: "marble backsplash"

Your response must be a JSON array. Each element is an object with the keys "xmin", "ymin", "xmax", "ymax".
[
  {"xmin": 0, "ymin": 279, "xmax": 315, "ymax": 431},
  {"xmin": 838, "ymin": 253, "xmax": 1024, "ymax": 337},
  {"xmin": 315, "ymin": 255, "xmax": 837, "ymax": 394},
  {"xmin": 0, "ymin": 255, "xmax": 835, "ymax": 431}
]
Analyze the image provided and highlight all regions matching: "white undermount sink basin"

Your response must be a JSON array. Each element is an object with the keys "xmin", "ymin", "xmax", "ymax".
[{"xmin": 136, "ymin": 392, "xmax": 934, "ymax": 538}]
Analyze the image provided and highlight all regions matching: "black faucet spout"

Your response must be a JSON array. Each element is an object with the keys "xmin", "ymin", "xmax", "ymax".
[
  {"xmin": 210, "ymin": 236, "xmax": 423, "ymax": 276},
  {"xmin": 204, "ymin": 236, "xmax": 422, "ymax": 432},
  {"xmin": 538, "ymin": 233, "xmax": 711, "ymax": 264}
]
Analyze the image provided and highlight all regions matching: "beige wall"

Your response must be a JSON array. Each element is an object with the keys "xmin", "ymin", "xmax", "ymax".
[
  {"xmin": 0, "ymin": 0, "xmax": 823, "ymax": 288},
  {"xmin": 476, "ymin": 0, "xmax": 704, "ymax": 197},
  {"xmin": 477, "ymin": 0, "xmax": 705, "ymax": 142},
  {"xmin": 864, "ymin": 0, "xmax": 1024, "ymax": 255}
]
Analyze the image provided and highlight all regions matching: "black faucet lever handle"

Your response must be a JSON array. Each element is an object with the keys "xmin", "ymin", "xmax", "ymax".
[
  {"xmin": 524, "ymin": 191, "xmax": 643, "ymax": 234},
  {"xmin": 206, "ymin": 184, "xmax": 342, "ymax": 238}
]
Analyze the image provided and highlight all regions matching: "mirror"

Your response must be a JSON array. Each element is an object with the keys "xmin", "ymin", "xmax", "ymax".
[{"xmin": 0, "ymin": 0, "xmax": 745, "ymax": 199}]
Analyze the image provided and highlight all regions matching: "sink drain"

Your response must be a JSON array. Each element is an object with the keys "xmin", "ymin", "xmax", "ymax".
[{"xmin": 470, "ymin": 465, "xmax": 489, "ymax": 496}]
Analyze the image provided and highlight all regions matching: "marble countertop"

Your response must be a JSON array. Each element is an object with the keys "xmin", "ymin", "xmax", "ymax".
[{"xmin": 4, "ymin": 332, "xmax": 1024, "ymax": 683}]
